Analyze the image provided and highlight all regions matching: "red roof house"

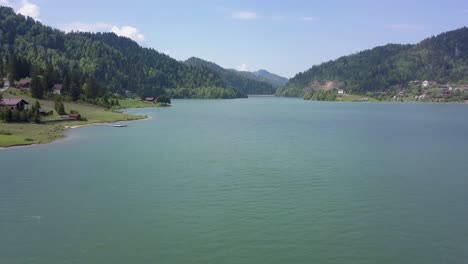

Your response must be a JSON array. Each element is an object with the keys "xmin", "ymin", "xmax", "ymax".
[
  {"xmin": 68, "ymin": 114, "xmax": 81, "ymax": 120},
  {"xmin": 0, "ymin": 98, "xmax": 29, "ymax": 111},
  {"xmin": 17, "ymin": 79, "xmax": 32, "ymax": 88},
  {"xmin": 143, "ymin": 97, "xmax": 155, "ymax": 102}
]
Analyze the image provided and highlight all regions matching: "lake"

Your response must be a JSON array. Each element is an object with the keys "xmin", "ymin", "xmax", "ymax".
[{"xmin": 1, "ymin": 97, "xmax": 468, "ymax": 263}]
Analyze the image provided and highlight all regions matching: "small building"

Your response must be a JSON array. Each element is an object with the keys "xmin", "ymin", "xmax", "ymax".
[
  {"xmin": 143, "ymin": 97, "xmax": 155, "ymax": 103},
  {"xmin": 415, "ymin": 94, "xmax": 427, "ymax": 100},
  {"xmin": 0, "ymin": 98, "xmax": 29, "ymax": 111},
  {"xmin": 68, "ymin": 114, "xmax": 81, "ymax": 120},
  {"xmin": 38, "ymin": 109, "xmax": 51, "ymax": 116},
  {"xmin": 337, "ymin": 89, "xmax": 345, "ymax": 95},
  {"xmin": 422, "ymin": 80, "xmax": 437, "ymax": 88},
  {"xmin": 53, "ymin": 84, "xmax": 63, "ymax": 95},
  {"xmin": 17, "ymin": 79, "xmax": 32, "ymax": 89}
]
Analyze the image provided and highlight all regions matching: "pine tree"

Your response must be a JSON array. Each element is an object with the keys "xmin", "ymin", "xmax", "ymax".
[
  {"xmin": 33, "ymin": 100, "xmax": 41, "ymax": 112},
  {"xmin": 31, "ymin": 75, "xmax": 44, "ymax": 99},
  {"xmin": 7, "ymin": 54, "xmax": 17, "ymax": 84},
  {"xmin": 44, "ymin": 63, "xmax": 55, "ymax": 92},
  {"xmin": 54, "ymin": 97, "xmax": 66, "ymax": 115},
  {"xmin": 30, "ymin": 64, "xmax": 44, "ymax": 99},
  {"xmin": 70, "ymin": 71, "xmax": 81, "ymax": 101},
  {"xmin": 85, "ymin": 76, "xmax": 99, "ymax": 98}
]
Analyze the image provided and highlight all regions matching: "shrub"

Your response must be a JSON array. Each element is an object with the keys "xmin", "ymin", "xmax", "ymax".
[{"xmin": 0, "ymin": 130, "xmax": 12, "ymax": 135}]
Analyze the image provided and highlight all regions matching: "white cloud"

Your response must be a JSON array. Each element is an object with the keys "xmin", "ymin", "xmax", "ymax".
[
  {"xmin": 18, "ymin": 0, "xmax": 40, "ymax": 20},
  {"xmin": 238, "ymin": 63, "xmax": 249, "ymax": 71},
  {"xmin": 385, "ymin": 24, "xmax": 425, "ymax": 31},
  {"xmin": 299, "ymin": 16, "xmax": 319, "ymax": 22},
  {"xmin": 1, "ymin": 0, "xmax": 40, "ymax": 21},
  {"xmin": 0, "ymin": 0, "xmax": 11, "ymax": 6},
  {"xmin": 60, "ymin": 22, "xmax": 146, "ymax": 44},
  {"xmin": 232, "ymin": 11, "xmax": 259, "ymax": 20},
  {"xmin": 111, "ymin": 25, "xmax": 145, "ymax": 43}
]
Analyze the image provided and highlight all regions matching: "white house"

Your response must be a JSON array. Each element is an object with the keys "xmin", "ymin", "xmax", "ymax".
[
  {"xmin": 53, "ymin": 84, "xmax": 63, "ymax": 95},
  {"xmin": 337, "ymin": 89, "xmax": 345, "ymax": 95}
]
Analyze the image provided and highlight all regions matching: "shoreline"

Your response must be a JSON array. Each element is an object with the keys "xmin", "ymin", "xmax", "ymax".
[{"xmin": 0, "ymin": 110, "xmax": 153, "ymax": 150}]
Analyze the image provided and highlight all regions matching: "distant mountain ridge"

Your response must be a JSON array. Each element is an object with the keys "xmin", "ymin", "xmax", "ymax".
[
  {"xmin": 252, "ymin": 69, "xmax": 288, "ymax": 88},
  {"xmin": 185, "ymin": 57, "xmax": 282, "ymax": 94},
  {"xmin": 231, "ymin": 68, "xmax": 288, "ymax": 88},
  {"xmin": 277, "ymin": 27, "xmax": 468, "ymax": 97}
]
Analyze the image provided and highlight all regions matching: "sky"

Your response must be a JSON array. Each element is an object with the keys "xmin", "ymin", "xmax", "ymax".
[{"xmin": 1, "ymin": 0, "xmax": 468, "ymax": 77}]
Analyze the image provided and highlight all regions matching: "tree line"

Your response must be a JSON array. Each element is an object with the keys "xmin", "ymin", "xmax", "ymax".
[{"xmin": 277, "ymin": 27, "xmax": 468, "ymax": 97}]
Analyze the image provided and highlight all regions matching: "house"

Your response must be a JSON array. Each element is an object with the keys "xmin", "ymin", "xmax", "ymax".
[
  {"xmin": 415, "ymin": 94, "xmax": 427, "ymax": 100},
  {"xmin": 422, "ymin": 80, "xmax": 437, "ymax": 88},
  {"xmin": 17, "ymin": 79, "xmax": 32, "ymax": 89},
  {"xmin": 0, "ymin": 98, "xmax": 29, "ymax": 111},
  {"xmin": 68, "ymin": 114, "xmax": 81, "ymax": 120},
  {"xmin": 53, "ymin": 84, "xmax": 63, "ymax": 95},
  {"xmin": 143, "ymin": 97, "xmax": 155, "ymax": 103},
  {"xmin": 337, "ymin": 89, "xmax": 345, "ymax": 95}
]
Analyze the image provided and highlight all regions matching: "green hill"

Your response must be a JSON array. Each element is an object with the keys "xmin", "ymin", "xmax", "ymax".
[
  {"xmin": 0, "ymin": 6, "xmax": 240, "ymax": 99},
  {"xmin": 277, "ymin": 27, "xmax": 468, "ymax": 97},
  {"xmin": 185, "ymin": 57, "xmax": 277, "ymax": 95},
  {"xmin": 251, "ymin": 69, "xmax": 288, "ymax": 88}
]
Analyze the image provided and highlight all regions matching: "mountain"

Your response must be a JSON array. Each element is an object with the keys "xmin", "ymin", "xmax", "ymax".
[
  {"xmin": 185, "ymin": 57, "xmax": 277, "ymax": 95},
  {"xmin": 277, "ymin": 27, "xmax": 468, "ymax": 97},
  {"xmin": 252, "ymin": 70, "xmax": 288, "ymax": 88},
  {"xmin": 0, "ymin": 6, "xmax": 240, "ymax": 99}
]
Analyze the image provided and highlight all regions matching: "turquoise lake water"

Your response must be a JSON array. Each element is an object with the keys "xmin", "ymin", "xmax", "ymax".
[{"xmin": 1, "ymin": 97, "xmax": 468, "ymax": 263}]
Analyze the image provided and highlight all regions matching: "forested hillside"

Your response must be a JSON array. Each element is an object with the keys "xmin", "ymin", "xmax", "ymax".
[
  {"xmin": 0, "ymin": 6, "xmax": 237, "ymax": 99},
  {"xmin": 185, "ymin": 57, "xmax": 277, "ymax": 95},
  {"xmin": 251, "ymin": 69, "xmax": 288, "ymax": 88},
  {"xmin": 277, "ymin": 27, "xmax": 468, "ymax": 97}
]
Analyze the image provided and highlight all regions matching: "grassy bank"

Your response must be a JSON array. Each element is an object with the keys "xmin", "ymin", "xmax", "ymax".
[
  {"xmin": 336, "ymin": 94, "xmax": 379, "ymax": 102},
  {"xmin": 0, "ymin": 89, "xmax": 156, "ymax": 148},
  {"xmin": 117, "ymin": 98, "xmax": 169, "ymax": 108}
]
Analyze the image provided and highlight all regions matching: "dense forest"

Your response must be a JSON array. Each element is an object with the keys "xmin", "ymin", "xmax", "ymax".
[
  {"xmin": 0, "ymin": 7, "xmax": 239, "ymax": 99},
  {"xmin": 277, "ymin": 27, "xmax": 468, "ymax": 97},
  {"xmin": 184, "ymin": 57, "xmax": 277, "ymax": 95}
]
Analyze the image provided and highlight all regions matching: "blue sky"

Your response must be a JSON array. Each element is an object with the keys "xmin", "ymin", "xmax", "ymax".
[{"xmin": 2, "ymin": 0, "xmax": 468, "ymax": 77}]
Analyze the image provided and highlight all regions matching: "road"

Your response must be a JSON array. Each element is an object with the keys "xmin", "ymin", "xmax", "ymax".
[{"xmin": 0, "ymin": 78, "xmax": 10, "ymax": 92}]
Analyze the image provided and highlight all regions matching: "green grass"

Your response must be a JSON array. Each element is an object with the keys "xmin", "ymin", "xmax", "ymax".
[
  {"xmin": 0, "ymin": 88, "xmax": 150, "ymax": 148},
  {"xmin": 336, "ymin": 94, "xmax": 378, "ymax": 102},
  {"xmin": 0, "ymin": 133, "xmax": 35, "ymax": 147},
  {"xmin": 116, "ymin": 99, "xmax": 166, "ymax": 108}
]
